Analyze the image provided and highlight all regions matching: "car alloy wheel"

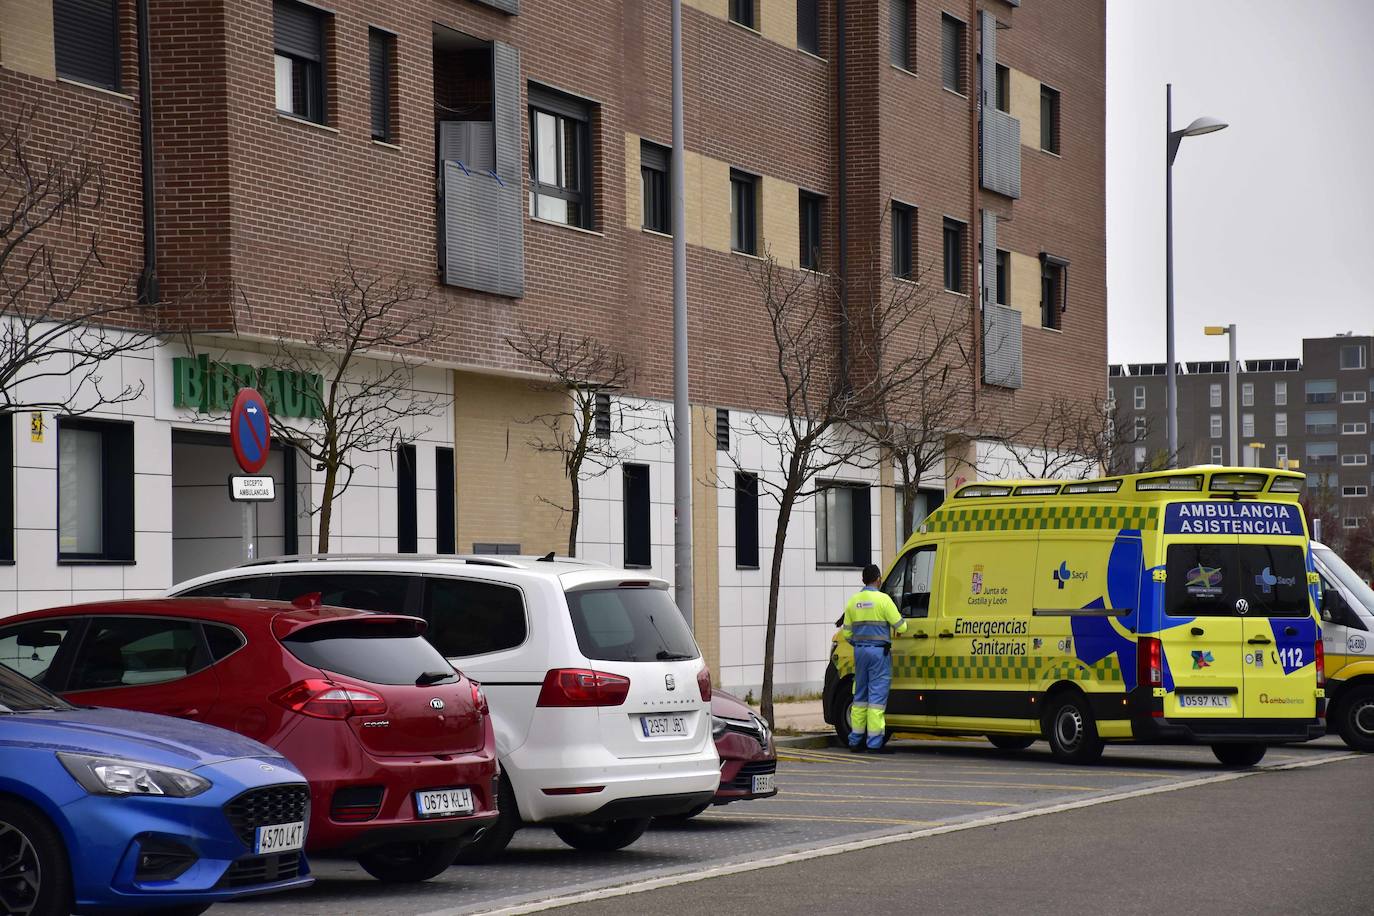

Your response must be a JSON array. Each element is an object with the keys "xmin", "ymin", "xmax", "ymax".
[
  {"xmin": 0, "ymin": 799, "xmax": 71, "ymax": 916},
  {"xmin": 0, "ymin": 820, "xmax": 41, "ymax": 915}
]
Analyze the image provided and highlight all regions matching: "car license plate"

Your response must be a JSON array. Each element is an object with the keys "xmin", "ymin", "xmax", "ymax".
[
  {"xmin": 1179, "ymin": 693, "xmax": 1231, "ymax": 708},
  {"xmin": 751, "ymin": 773, "xmax": 776, "ymax": 794},
  {"xmin": 414, "ymin": 787, "xmax": 474, "ymax": 819},
  {"xmin": 640, "ymin": 714, "xmax": 687, "ymax": 737},
  {"xmin": 254, "ymin": 821, "xmax": 305, "ymax": 854}
]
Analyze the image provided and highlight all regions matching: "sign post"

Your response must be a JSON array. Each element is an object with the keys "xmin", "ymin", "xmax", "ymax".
[{"xmin": 230, "ymin": 388, "xmax": 273, "ymax": 561}]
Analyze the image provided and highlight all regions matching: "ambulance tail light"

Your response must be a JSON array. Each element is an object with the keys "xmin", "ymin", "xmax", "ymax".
[
  {"xmin": 1315, "ymin": 639, "xmax": 1325, "ymax": 688},
  {"xmin": 1139, "ymin": 637, "xmax": 1164, "ymax": 690}
]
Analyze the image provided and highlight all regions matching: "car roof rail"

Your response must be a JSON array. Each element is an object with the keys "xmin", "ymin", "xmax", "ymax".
[
  {"xmin": 235, "ymin": 553, "xmax": 610, "ymax": 570},
  {"xmin": 237, "ymin": 553, "xmax": 446, "ymax": 568}
]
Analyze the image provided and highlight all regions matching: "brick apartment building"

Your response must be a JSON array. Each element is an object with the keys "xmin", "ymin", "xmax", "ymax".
[
  {"xmin": 1109, "ymin": 333, "xmax": 1374, "ymax": 539},
  {"xmin": 1, "ymin": 0, "xmax": 1106, "ymax": 693}
]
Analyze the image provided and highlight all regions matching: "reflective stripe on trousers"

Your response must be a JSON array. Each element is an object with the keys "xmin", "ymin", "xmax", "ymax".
[{"xmin": 849, "ymin": 644, "xmax": 892, "ymax": 749}]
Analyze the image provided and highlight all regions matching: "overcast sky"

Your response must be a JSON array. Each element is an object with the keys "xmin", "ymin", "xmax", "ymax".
[{"xmin": 1106, "ymin": 0, "xmax": 1373, "ymax": 365}]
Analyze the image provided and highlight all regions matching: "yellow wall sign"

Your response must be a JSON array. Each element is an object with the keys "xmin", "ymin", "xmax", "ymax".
[{"xmin": 29, "ymin": 412, "xmax": 43, "ymax": 443}]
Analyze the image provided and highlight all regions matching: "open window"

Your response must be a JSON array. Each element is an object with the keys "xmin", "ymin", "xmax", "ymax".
[{"xmin": 883, "ymin": 546, "xmax": 937, "ymax": 618}]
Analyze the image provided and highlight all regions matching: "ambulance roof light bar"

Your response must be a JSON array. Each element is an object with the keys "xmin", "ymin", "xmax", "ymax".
[
  {"xmin": 1135, "ymin": 473, "xmax": 1204, "ymax": 492},
  {"xmin": 1209, "ymin": 472, "xmax": 1267, "ymax": 493},
  {"xmin": 1063, "ymin": 480, "xmax": 1123, "ymax": 494}
]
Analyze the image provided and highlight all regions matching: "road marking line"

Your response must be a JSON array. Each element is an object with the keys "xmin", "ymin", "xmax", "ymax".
[
  {"xmin": 779, "ymin": 778, "xmax": 1105, "ymax": 792},
  {"xmin": 698, "ymin": 812, "xmax": 937, "ymax": 826},
  {"xmin": 765, "ymin": 792, "xmax": 1014, "ymax": 807},
  {"xmin": 440, "ymin": 752, "xmax": 1364, "ymax": 916}
]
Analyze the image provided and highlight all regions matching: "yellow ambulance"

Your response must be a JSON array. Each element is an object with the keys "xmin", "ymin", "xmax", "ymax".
[{"xmin": 822, "ymin": 467, "xmax": 1326, "ymax": 766}]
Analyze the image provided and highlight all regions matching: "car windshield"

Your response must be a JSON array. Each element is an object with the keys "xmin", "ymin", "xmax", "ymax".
[
  {"xmin": 282, "ymin": 620, "xmax": 459, "ymax": 686},
  {"xmin": 0, "ymin": 662, "xmax": 73, "ymax": 713},
  {"xmin": 564, "ymin": 587, "xmax": 700, "ymax": 663},
  {"xmin": 1315, "ymin": 545, "xmax": 1374, "ymax": 617}
]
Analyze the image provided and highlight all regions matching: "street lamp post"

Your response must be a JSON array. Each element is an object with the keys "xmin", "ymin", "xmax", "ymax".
[
  {"xmin": 1205, "ymin": 324, "xmax": 1239, "ymax": 465},
  {"xmin": 1165, "ymin": 84, "xmax": 1228, "ymax": 466}
]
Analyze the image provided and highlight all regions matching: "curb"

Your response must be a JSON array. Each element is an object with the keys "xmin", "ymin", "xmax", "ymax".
[{"xmin": 774, "ymin": 733, "xmax": 834, "ymax": 749}]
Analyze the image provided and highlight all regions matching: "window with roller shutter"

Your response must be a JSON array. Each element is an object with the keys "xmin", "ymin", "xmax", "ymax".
[
  {"xmin": 273, "ymin": 0, "xmax": 327, "ymax": 124},
  {"xmin": 53, "ymin": 0, "xmax": 120, "ymax": 90},
  {"xmin": 368, "ymin": 29, "xmax": 396, "ymax": 142}
]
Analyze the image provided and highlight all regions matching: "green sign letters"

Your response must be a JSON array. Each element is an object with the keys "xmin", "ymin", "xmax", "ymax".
[{"xmin": 173, "ymin": 355, "xmax": 323, "ymax": 418}]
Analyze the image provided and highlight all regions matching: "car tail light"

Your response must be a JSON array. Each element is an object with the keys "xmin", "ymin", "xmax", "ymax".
[
  {"xmin": 470, "ymin": 680, "xmax": 489, "ymax": 716},
  {"xmin": 1315, "ymin": 639, "xmax": 1325, "ymax": 688},
  {"xmin": 536, "ymin": 669, "xmax": 630, "ymax": 707},
  {"xmin": 271, "ymin": 678, "xmax": 388, "ymax": 719},
  {"xmin": 697, "ymin": 666, "xmax": 711, "ymax": 702},
  {"xmin": 1138, "ymin": 637, "xmax": 1163, "ymax": 690}
]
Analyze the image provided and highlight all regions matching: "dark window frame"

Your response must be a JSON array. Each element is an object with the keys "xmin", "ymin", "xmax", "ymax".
[
  {"xmin": 890, "ymin": 0, "xmax": 912, "ymax": 71},
  {"xmin": 942, "ymin": 217, "xmax": 966, "ymax": 293},
  {"xmin": 729, "ymin": 0, "xmax": 757, "ymax": 29},
  {"xmin": 528, "ymin": 84, "xmax": 594, "ymax": 230},
  {"xmin": 640, "ymin": 140, "xmax": 671, "ymax": 234},
  {"xmin": 716, "ymin": 409, "xmax": 730, "ymax": 451},
  {"xmin": 730, "ymin": 169, "xmax": 759, "ymax": 256},
  {"xmin": 995, "ymin": 63, "xmax": 1010, "ymax": 112},
  {"xmin": 798, "ymin": 0, "xmax": 821, "ymax": 55},
  {"xmin": 0, "ymin": 414, "xmax": 11, "ymax": 564},
  {"xmin": 623, "ymin": 463, "xmax": 652, "ymax": 568},
  {"xmin": 1040, "ymin": 84, "xmax": 1062, "ymax": 154},
  {"xmin": 273, "ymin": 0, "xmax": 328, "ymax": 124},
  {"xmin": 941, "ymin": 14, "xmax": 967, "ymax": 95},
  {"xmin": 397, "ymin": 442, "xmax": 417, "ymax": 554},
  {"xmin": 892, "ymin": 202, "xmax": 915, "ymax": 280},
  {"xmin": 436, "ymin": 446, "xmax": 456, "ymax": 554},
  {"xmin": 53, "ymin": 0, "xmax": 121, "ymax": 91},
  {"xmin": 56, "ymin": 417, "xmax": 134, "ymax": 564},
  {"xmin": 735, "ymin": 471, "xmax": 760, "ymax": 569},
  {"xmin": 799, "ymin": 190, "xmax": 823, "ymax": 270},
  {"xmin": 995, "ymin": 248, "xmax": 1009, "ymax": 305},
  {"xmin": 368, "ymin": 27, "xmax": 397, "ymax": 142},
  {"xmin": 815, "ymin": 481, "xmax": 872, "ymax": 569},
  {"xmin": 1040, "ymin": 252, "xmax": 1070, "ymax": 329}
]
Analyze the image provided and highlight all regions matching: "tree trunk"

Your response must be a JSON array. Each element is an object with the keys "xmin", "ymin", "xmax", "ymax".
[
  {"xmin": 760, "ymin": 486, "xmax": 797, "ymax": 729},
  {"xmin": 317, "ymin": 463, "xmax": 338, "ymax": 553},
  {"xmin": 567, "ymin": 475, "xmax": 580, "ymax": 558}
]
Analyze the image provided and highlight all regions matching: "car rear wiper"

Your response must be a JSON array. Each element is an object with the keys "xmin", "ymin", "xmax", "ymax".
[
  {"xmin": 415, "ymin": 671, "xmax": 456, "ymax": 686},
  {"xmin": 655, "ymin": 651, "xmax": 696, "ymax": 661}
]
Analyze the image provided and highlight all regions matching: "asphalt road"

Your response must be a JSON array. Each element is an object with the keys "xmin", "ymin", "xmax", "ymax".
[
  {"xmin": 219, "ymin": 737, "xmax": 1362, "ymax": 916},
  {"xmin": 556, "ymin": 750, "xmax": 1374, "ymax": 916}
]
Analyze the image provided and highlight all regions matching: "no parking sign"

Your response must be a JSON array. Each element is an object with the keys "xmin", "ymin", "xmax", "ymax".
[{"xmin": 230, "ymin": 388, "xmax": 272, "ymax": 474}]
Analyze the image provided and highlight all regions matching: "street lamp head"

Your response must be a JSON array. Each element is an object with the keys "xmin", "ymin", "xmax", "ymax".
[
  {"xmin": 1203, "ymin": 325, "xmax": 1229, "ymax": 336},
  {"xmin": 1182, "ymin": 116, "xmax": 1228, "ymax": 137}
]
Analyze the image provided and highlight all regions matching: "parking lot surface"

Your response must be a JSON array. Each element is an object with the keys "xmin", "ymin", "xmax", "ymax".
[{"xmin": 222, "ymin": 736, "xmax": 1355, "ymax": 916}]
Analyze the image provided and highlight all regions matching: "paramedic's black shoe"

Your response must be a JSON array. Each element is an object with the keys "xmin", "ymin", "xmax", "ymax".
[
  {"xmin": 848, "ymin": 743, "xmax": 865, "ymax": 754},
  {"xmin": 870, "ymin": 744, "xmax": 896, "ymax": 755}
]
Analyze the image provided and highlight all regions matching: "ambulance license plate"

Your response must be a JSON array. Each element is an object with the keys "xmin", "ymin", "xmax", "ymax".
[
  {"xmin": 415, "ymin": 788, "xmax": 474, "ymax": 818},
  {"xmin": 1179, "ymin": 694, "xmax": 1231, "ymax": 708},
  {"xmin": 254, "ymin": 821, "xmax": 305, "ymax": 854},
  {"xmin": 751, "ymin": 773, "xmax": 776, "ymax": 794},
  {"xmin": 640, "ymin": 715, "xmax": 687, "ymax": 737}
]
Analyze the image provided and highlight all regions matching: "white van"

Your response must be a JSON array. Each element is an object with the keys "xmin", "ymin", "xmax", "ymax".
[
  {"xmin": 1312, "ymin": 541, "xmax": 1374, "ymax": 752},
  {"xmin": 171, "ymin": 555, "xmax": 721, "ymax": 858}
]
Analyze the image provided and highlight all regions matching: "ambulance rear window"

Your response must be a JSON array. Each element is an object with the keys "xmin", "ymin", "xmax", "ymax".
[{"xmin": 1165, "ymin": 544, "xmax": 1309, "ymax": 618}]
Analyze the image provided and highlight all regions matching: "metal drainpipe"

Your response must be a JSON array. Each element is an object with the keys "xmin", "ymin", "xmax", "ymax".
[
  {"xmin": 968, "ymin": 0, "xmax": 980, "ymax": 413},
  {"xmin": 136, "ymin": 0, "xmax": 159, "ymax": 304},
  {"xmin": 836, "ymin": 0, "xmax": 849, "ymax": 387}
]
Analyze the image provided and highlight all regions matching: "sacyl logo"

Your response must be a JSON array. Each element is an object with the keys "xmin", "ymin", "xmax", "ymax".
[
  {"xmin": 1253, "ymin": 566, "xmax": 1297, "ymax": 595},
  {"xmin": 1052, "ymin": 561, "xmax": 1087, "ymax": 590}
]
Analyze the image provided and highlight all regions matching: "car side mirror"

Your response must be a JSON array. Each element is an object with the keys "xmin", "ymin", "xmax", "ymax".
[
  {"xmin": 901, "ymin": 593, "xmax": 930, "ymax": 619},
  {"xmin": 1322, "ymin": 589, "xmax": 1350, "ymax": 626}
]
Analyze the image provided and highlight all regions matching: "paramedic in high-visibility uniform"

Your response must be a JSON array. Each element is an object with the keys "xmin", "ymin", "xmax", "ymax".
[{"xmin": 841, "ymin": 564, "xmax": 908, "ymax": 753}]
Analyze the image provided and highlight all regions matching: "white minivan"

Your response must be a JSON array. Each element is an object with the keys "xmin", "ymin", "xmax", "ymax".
[
  {"xmin": 1312, "ymin": 541, "xmax": 1374, "ymax": 752},
  {"xmin": 171, "ymin": 555, "xmax": 721, "ymax": 858}
]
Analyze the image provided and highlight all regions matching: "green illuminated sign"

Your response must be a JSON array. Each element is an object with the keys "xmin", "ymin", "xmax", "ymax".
[{"xmin": 173, "ymin": 356, "xmax": 323, "ymax": 418}]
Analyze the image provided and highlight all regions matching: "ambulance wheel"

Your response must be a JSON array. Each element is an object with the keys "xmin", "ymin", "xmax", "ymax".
[
  {"xmin": 830, "ymin": 676, "xmax": 854, "ymax": 746},
  {"xmin": 1335, "ymin": 685, "xmax": 1374, "ymax": 752},
  {"xmin": 1044, "ymin": 693, "xmax": 1103, "ymax": 764},
  {"xmin": 1211, "ymin": 743, "xmax": 1267, "ymax": 767},
  {"xmin": 988, "ymin": 735, "xmax": 1036, "ymax": 751}
]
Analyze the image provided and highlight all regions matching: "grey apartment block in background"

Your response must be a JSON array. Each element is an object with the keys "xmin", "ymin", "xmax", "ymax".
[{"xmin": 1109, "ymin": 334, "xmax": 1374, "ymax": 530}]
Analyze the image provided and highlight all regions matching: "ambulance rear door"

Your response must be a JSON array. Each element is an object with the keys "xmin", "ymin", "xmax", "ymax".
[
  {"xmin": 1234, "ymin": 541, "xmax": 1318, "ymax": 719},
  {"xmin": 1161, "ymin": 536, "xmax": 1248, "ymax": 720}
]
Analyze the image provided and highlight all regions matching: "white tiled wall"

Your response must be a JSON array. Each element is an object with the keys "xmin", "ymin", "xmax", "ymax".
[{"xmin": 3, "ymin": 338, "xmax": 454, "ymax": 615}]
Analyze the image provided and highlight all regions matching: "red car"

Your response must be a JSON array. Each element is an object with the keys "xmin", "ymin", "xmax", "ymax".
[
  {"xmin": 671, "ymin": 688, "xmax": 777, "ymax": 819},
  {"xmin": 0, "ymin": 597, "xmax": 498, "ymax": 883}
]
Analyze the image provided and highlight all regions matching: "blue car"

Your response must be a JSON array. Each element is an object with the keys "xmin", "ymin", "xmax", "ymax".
[{"xmin": 0, "ymin": 661, "xmax": 313, "ymax": 915}]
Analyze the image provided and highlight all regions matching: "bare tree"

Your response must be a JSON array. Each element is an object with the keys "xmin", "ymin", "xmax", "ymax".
[
  {"xmin": 506, "ymin": 327, "xmax": 662, "ymax": 557},
  {"xmin": 994, "ymin": 393, "xmax": 1173, "ymax": 481},
  {"xmin": 732, "ymin": 240, "xmax": 962, "ymax": 727},
  {"xmin": 257, "ymin": 247, "xmax": 448, "ymax": 552},
  {"xmin": 2, "ymin": 108, "xmax": 161, "ymax": 413}
]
